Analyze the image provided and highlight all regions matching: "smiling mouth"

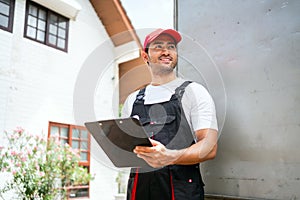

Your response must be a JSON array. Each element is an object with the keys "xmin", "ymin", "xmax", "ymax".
[{"xmin": 159, "ymin": 57, "xmax": 172, "ymax": 63}]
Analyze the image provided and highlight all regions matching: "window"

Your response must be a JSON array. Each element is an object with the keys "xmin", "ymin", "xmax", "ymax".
[
  {"xmin": 48, "ymin": 122, "xmax": 90, "ymax": 198},
  {"xmin": 24, "ymin": 0, "xmax": 69, "ymax": 51},
  {"xmin": 0, "ymin": 0, "xmax": 15, "ymax": 32}
]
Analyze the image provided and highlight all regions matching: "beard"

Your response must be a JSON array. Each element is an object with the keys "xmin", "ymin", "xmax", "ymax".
[
  {"xmin": 148, "ymin": 54, "xmax": 178, "ymax": 76},
  {"xmin": 149, "ymin": 63, "xmax": 176, "ymax": 76}
]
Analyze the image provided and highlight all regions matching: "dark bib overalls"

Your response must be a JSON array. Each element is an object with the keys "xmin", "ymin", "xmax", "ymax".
[{"xmin": 126, "ymin": 81, "xmax": 205, "ymax": 200}]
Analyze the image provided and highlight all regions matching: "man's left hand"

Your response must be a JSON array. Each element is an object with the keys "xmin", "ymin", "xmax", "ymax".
[{"xmin": 133, "ymin": 139, "xmax": 183, "ymax": 168}]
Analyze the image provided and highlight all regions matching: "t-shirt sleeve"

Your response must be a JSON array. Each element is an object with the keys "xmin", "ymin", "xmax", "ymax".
[
  {"xmin": 184, "ymin": 83, "xmax": 218, "ymax": 131},
  {"xmin": 121, "ymin": 91, "xmax": 138, "ymax": 118}
]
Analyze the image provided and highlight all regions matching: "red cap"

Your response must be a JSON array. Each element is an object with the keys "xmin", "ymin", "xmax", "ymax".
[{"xmin": 143, "ymin": 29, "xmax": 182, "ymax": 51}]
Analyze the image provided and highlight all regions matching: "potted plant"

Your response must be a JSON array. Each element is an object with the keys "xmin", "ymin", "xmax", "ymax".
[{"xmin": 0, "ymin": 127, "xmax": 93, "ymax": 200}]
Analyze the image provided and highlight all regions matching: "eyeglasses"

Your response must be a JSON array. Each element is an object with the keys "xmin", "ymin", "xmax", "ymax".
[{"xmin": 148, "ymin": 42, "xmax": 177, "ymax": 52}]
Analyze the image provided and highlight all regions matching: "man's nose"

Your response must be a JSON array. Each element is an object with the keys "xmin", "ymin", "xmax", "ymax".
[{"xmin": 161, "ymin": 47, "xmax": 170, "ymax": 55}]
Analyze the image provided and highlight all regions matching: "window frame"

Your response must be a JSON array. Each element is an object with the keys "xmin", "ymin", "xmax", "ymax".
[
  {"xmin": 70, "ymin": 124, "xmax": 90, "ymax": 166},
  {"xmin": 0, "ymin": 0, "xmax": 15, "ymax": 32},
  {"xmin": 48, "ymin": 121, "xmax": 91, "ymax": 199},
  {"xmin": 24, "ymin": 0, "xmax": 69, "ymax": 52}
]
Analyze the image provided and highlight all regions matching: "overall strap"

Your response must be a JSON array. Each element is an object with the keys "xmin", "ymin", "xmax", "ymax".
[
  {"xmin": 174, "ymin": 81, "xmax": 193, "ymax": 101},
  {"xmin": 134, "ymin": 87, "xmax": 146, "ymax": 104},
  {"xmin": 134, "ymin": 80, "xmax": 192, "ymax": 103}
]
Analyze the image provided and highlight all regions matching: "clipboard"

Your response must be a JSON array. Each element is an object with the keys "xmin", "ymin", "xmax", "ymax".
[{"xmin": 84, "ymin": 117, "xmax": 152, "ymax": 168}]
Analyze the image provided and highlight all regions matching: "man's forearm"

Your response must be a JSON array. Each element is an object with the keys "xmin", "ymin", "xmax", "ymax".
[
  {"xmin": 171, "ymin": 143, "xmax": 217, "ymax": 165},
  {"xmin": 171, "ymin": 129, "xmax": 218, "ymax": 165}
]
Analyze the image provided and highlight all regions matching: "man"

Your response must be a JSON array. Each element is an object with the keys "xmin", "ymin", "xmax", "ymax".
[{"xmin": 122, "ymin": 29, "xmax": 218, "ymax": 200}]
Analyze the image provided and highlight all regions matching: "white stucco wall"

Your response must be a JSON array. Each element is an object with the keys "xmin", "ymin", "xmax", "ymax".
[
  {"xmin": 0, "ymin": 0, "xmax": 123, "ymax": 199},
  {"xmin": 177, "ymin": 0, "xmax": 300, "ymax": 199}
]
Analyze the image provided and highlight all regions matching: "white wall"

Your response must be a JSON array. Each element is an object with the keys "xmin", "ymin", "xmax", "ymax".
[
  {"xmin": 177, "ymin": 0, "xmax": 300, "ymax": 199},
  {"xmin": 0, "ymin": 0, "xmax": 121, "ymax": 199}
]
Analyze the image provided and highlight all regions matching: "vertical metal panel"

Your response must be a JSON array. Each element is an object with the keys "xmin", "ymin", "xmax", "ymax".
[{"xmin": 177, "ymin": 0, "xmax": 300, "ymax": 199}]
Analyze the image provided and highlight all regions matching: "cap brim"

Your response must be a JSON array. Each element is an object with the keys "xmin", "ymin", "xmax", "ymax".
[{"xmin": 143, "ymin": 29, "xmax": 182, "ymax": 50}]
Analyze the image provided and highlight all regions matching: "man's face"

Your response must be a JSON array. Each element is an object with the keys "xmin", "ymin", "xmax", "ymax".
[{"xmin": 146, "ymin": 34, "xmax": 178, "ymax": 71}]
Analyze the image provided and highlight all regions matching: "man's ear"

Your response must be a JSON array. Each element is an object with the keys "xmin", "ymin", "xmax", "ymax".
[{"xmin": 141, "ymin": 50, "xmax": 149, "ymax": 65}]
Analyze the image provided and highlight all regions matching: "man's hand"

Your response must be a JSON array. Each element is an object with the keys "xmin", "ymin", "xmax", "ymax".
[
  {"xmin": 133, "ymin": 139, "xmax": 183, "ymax": 168},
  {"xmin": 134, "ymin": 129, "xmax": 218, "ymax": 168}
]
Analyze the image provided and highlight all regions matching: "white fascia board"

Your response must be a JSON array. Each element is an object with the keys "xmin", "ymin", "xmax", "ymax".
[
  {"xmin": 31, "ymin": 0, "xmax": 82, "ymax": 20},
  {"xmin": 114, "ymin": 41, "xmax": 140, "ymax": 64}
]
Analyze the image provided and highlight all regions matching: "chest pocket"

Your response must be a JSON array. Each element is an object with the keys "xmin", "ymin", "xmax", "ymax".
[{"xmin": 140, "ymin": 114, "xmax": 177, "ymax": 146}]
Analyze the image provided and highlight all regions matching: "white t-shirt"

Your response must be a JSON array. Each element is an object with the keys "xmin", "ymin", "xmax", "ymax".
[{"xmin": 122, "ymin": 78, "xmax": 218, "ymax": 133}]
